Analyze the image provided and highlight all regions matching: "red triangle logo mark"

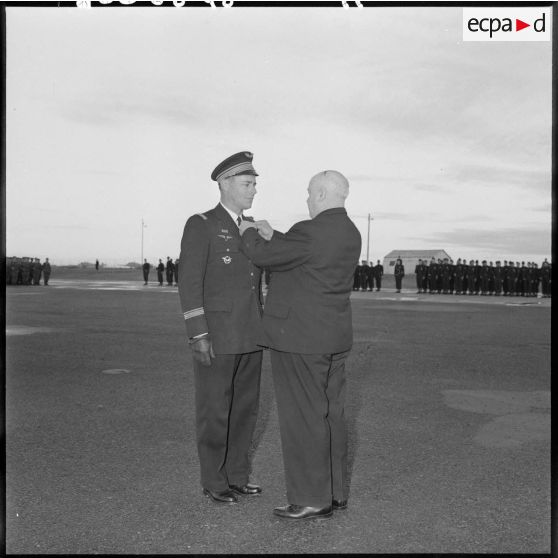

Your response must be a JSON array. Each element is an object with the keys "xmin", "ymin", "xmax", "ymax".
[{"xmin": 516, "ymin": 19, "xmax": 530, "ymax": 31}]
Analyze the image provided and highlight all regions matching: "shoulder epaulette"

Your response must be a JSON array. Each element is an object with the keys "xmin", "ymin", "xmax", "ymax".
[{"xmin": 196, "ymin": 213, "xmax": 208, "ymax": 221}]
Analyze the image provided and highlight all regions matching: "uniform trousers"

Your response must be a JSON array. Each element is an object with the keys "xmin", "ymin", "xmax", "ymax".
[
  {"xmin": 270, "ymin": 349, "xmax": 349, "ymax": 508},
  {"xmin": 193, "ymin": 350, "xmax": 262, "ymax": 491}
]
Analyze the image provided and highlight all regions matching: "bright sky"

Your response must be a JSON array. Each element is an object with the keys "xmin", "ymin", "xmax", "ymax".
[{"xmin": 6, "ymin": 4, "xmax": 552, "ymax": 266}]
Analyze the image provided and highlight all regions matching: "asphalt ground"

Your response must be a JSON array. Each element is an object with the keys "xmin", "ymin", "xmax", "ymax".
[{"xmin": 5, "ymin": 275, "xmax": 551, "ymax": 554}]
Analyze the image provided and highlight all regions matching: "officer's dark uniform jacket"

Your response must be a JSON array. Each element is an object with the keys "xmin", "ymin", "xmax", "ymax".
[
  {"xmin": 240, "ymin": 207, "xmax": 361, "ymax": 355},
  {"xmin": 178, "ymin": 203, "xmax": 263, "ymax": 355}
]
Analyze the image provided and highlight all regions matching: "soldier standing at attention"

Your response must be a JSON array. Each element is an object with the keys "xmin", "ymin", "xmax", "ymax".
[
  {"xmin": 493, "ymin": 261, "xmax": 503, "ymax": 295},
  {"xmin": 157, "ymin": 259, "xmax": 165, "ymax": 286},
  {"xmin": 448, "ymin": 259, "xmax": 455, "ymax": 294},
  {"xmin": 142, "ymin": 259, "xmax": 151, "ymax": 285},
  {"xmin": 524, "ymin": 262, "xmax": 531, "ymax": 296},
  {"xmin": 441, "ymin": 258, "xmax": 451, "ymax": 294},
  {"xmin": 502, "ymin": 260, "xmax": 509, "ymax": 295},
  {"xmin": 29, "ymin": 259, "xmax": 35, "ymax": 285},
  {"xmin": 427, "ymin": 258, "xmax": 437, "ymax": 294},
  {"xmin": 460, "ymin": 259, "xmax": 468, "ymax": 294},
  {"xmin": 415, "ymin": 259, "xmax": 423, "ymax": 293},
  {"xmin": 454, "ymin": 258, "xmax": 463, "ymax": 295},
  {"xmin": 174, "ymin": 259, "xmax": 179, "ymax": 285},
  {"xmin": 165, "ymin": 257, "xmax": 174, "ymax": 286},
  {"xmin": 514, "ymin": 261, "xmax": 522, "ymax": 295},
  {"xmin": 394, "ymin": 258, "xmax": 405, "ymax": 293},
  {"xmin": 353, "ymin": 262, "xmax": 361, "ymax": 291},
  {"xmin": 42, "ymin": 258, "xmax": 51, "ymax": 285},
  {"xmin": 178, "ymin": 151, "xmax": 263, "ymax": 505},
  {"xmin": 467, "ymin": 260, "xmax": 476, "ymax": 295},
  {"xmin": 531, "ymin": 262, "xmax": 540, "ymax": 297},
  {"xmin": 373, "ymin": 259, "xmax": 383, "ymax": 291},
  {"xmin": 480, "ymin": 260, "xmax": 489, "ymax": 295},
  {"xmin": 33, "ymin": 258, "xmax": 42, "ymax": 285},
  {"xmin": 358, "ymin": 260, "xmax": 370, "ymax": 291}
]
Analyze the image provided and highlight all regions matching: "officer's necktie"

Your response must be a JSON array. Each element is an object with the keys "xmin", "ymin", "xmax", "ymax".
[{"xmin": 236, "ymin": 216, "xmax": 242, "ymax": 227}]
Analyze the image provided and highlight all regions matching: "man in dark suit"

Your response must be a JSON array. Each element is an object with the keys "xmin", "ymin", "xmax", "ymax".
[
  {"xmin": 239, "ymin": 170, "xmax": 361, "ymax": 520},
  {"xmin": 178, "ymin": 151, "xmax": 263, "ymax": 505}
]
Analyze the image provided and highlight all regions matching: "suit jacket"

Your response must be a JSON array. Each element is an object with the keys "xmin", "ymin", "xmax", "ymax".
[
  {"xmin": 240, "ymin": 207, "xmax": 361, "ymax": 354},
  {"xmin": 178, "ymin": 203, "xmax": 263, "ymax": 355}
]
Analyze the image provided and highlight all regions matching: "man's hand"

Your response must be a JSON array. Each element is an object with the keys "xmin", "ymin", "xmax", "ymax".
[
  {"xmin": 239, "ymin": 220, "xmax": 258, "ymax": 236},
  {"xmin": 254, "ymin": 220, "xmax": 274, "ymax": 241},
  {"xmin": 190, "ymin": 336, "xmax": 215, "ymax": 366}
]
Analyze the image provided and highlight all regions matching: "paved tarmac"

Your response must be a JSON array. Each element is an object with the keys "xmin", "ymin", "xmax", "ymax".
[{"xmin": 5, "ymin": 280, "xmax": 551, "ymax": 553}]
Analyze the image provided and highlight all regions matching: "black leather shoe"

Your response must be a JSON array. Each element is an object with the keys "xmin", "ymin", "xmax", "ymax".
[
  {"xmin": 230, "ymin": 483, "xmax": 262, "ymax": 496},
  {"xmin": 273, "ymin": 504, "xmax": 333, "ymax": 520},
  {"xmin": 332, "ymin": 499, "xmax": 348, "ymax": 510},
  {"xmin": 202, "ymin": 488, "xmax": 238, "ymax": 504}
]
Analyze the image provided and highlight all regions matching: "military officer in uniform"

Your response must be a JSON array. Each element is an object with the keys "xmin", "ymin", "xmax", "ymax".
[
  {"xmin": 493, "ymin": 261, "xmax": 503, "ymax": 295},
  {"xmin": 156, "ymin": 259, "xmax": 165, "ymax": 286},
  {"xmin": 42, "ymin": 258, "xmax": 51, "ymax": 285},
  {"xmin": 414, "ymin": 259, "xmax": 424, "ymax": 293},
  {"xmin": 441, "ymin": 258, "xmax": 451, "ymax": 294},
  {"xmin": 427, "ymin": 258, "xmax": 437, "ymax": 294},
  {"xmin": 394, "ymin": 258, "xmax": 405, "ymax": 293},
  {"xmin": 178, "ymin": 151, "xmax": 263, "ymax": 505},
  {"xmin": 166, "ymin": 257, "xmax": 175, "ymax": 286},
  {"xmin": 142, "ymin": 259, "xmax": 151, "ymax": 285},
  {"xmin": 373, "ymin": 259, "xmax": 383, "ymax": 291},
  {"xmin": 239, "ymin": 170, "xmax": 361, "ymax": 521},
  {"xmin": 353, "ymin": 262, "xmax": 361, "ymax": 291},
  {"xmin": 33, "ymin": 258, "xmax": 42, "ymax": 285}
]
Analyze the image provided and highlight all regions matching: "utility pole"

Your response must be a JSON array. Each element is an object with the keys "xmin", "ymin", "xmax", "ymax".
[
  {"xmin": 366, "ymin": 213, "xmax": 373, "ymax": 261},
  {"xmin": 141, "ymin": 218, "xmax": 146, "ymax": 265}
]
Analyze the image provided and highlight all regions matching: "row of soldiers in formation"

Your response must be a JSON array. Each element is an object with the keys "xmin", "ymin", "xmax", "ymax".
[
  {"xmin": 354, "ymin": 258, "xmax": 552, "ymax": 297},
  {"xmin": 142, "ymin": 257, "xmax": 180, "ymax": 286},
  {"xmin": 6, "ymin": 257, "xmax": 52, "ymax": 286}
]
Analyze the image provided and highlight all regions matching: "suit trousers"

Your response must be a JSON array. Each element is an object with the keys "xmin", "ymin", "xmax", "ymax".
[
  {"xmin": 193, "ymin": 350, "xmax": 262, "ymax": 491},
  {"xmin": 270, "ymin": 349, "xmax": 349, "ymax": 508}
]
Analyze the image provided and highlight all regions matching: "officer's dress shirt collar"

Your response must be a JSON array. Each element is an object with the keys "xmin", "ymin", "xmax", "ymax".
[{"xmin": 220, "ymin": 202, "xmax": 243, "ymax": 227}]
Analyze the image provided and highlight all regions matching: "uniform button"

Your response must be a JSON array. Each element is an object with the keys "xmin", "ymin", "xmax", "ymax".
[
  {"xmin": 226, "ymin": 248, "xmax": 230, "ymax": 252},
  {"xmin": 250, "ymin": 272, "xmax": 254, "ymax": 276},
  {"xmin": 252, "ymin": 286, "xmax": 255, "ymax": 290}
]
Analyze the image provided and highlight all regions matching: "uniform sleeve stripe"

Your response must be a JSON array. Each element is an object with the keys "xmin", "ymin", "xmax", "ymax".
[{"xmin": 183, "ymin": 307, "xmax": 205, "ymax": 320}]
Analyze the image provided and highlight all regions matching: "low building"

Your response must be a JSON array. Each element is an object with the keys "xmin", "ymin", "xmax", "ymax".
[{"xmin": 383, "ymin": 250, "xmax": 452, "ymax": 275}]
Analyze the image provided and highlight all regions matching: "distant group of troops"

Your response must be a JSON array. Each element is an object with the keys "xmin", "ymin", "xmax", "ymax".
[
  {"xmin": 353, "ymin": 257, "xmax": 552, "ymax": 298},
  {"xmin": 353, "ymin": 260, "xmax": 385, "ymax": 291},
  {"xmin": 142, "ymin": 257, "xmax": 180, "ymax": 286},
  {"xmin": 6, "ymin": 257, "xmax": 52, "ymax": 286},
  {"xmin": 414, "ymin": 258, "xmax": 551, "ymax": 297}
]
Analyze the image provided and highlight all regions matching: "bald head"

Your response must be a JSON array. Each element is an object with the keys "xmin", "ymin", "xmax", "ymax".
[{"xmin": 307, "ymin": 170, "xmax": 350, "ymax": 219}]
